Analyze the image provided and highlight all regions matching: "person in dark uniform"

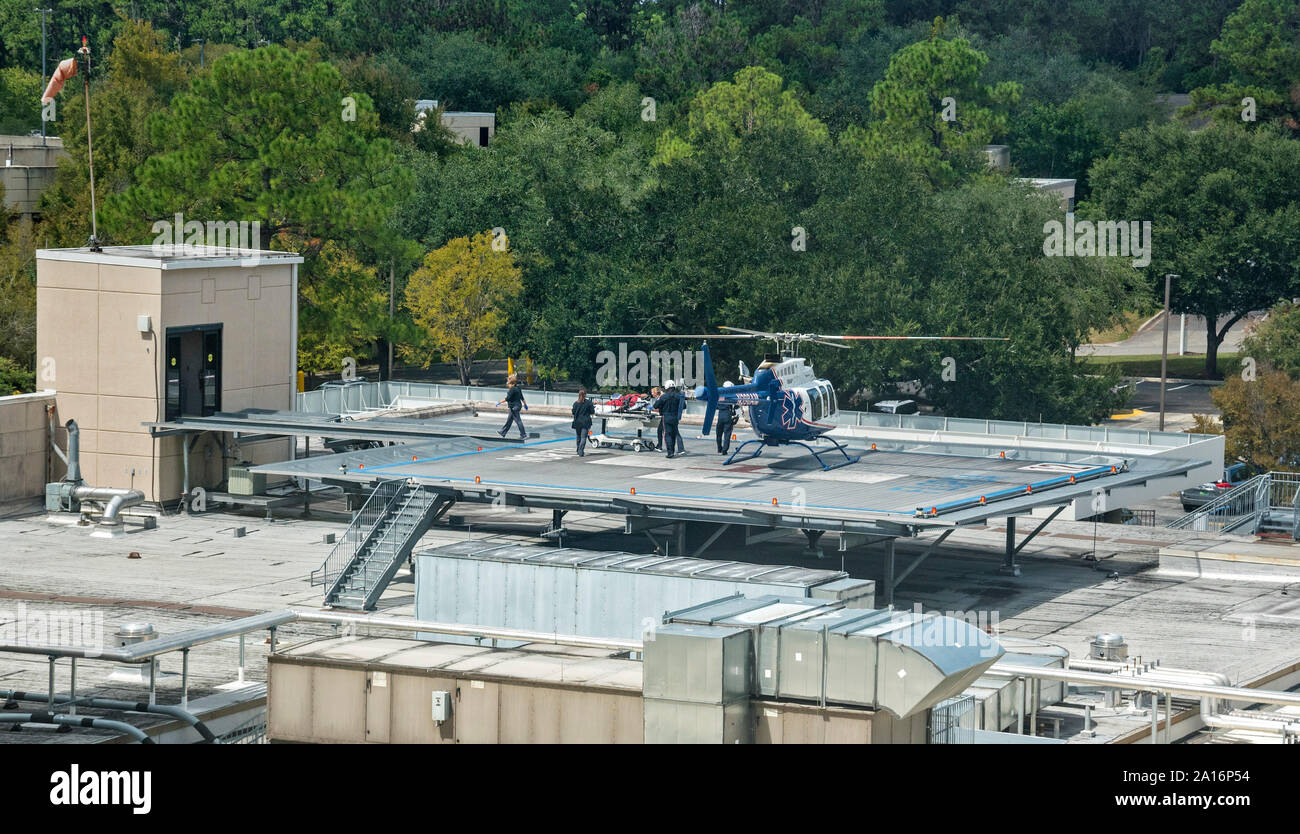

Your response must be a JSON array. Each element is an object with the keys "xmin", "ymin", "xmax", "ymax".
[
  {"xmin": 496, "ymin": 373, "xmax": 527, "ymax": 439},
  {"xmin": 571, "ymin": 387, "xmax": 596, "ymax": 456},
  {"xmin": 650, "ymin": 386, "xmax": 665, "ymax": 450},
  {"xmin": 715, "ymin": 382, "xmax": 738, "ymax": 453},
  {"xmin": 657, "ymin": 379, "xmax": 684, "ymax": 459}
]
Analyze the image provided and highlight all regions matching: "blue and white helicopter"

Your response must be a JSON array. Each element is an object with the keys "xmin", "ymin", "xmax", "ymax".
[{"xmin": 583, "ymin": 327, "xmax": 1007, "ymax": 470}]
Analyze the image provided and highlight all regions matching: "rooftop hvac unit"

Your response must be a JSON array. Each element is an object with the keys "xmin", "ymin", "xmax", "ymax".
[{"xmin": 228, "ymin": 464, "xmax": 266, "ymax": 496}]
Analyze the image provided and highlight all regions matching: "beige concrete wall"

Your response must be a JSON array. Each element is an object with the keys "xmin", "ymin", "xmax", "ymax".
[
  {"xmin": 0, "ymin": 391, "xmax": 54, "ymax": 507},
  {"xmin": 267, "ymin": 658, "xmax": 644, "ymax": 744},
  {"xmin": 37, "ymin": 255, "xmax": 295, "ymax": 502}
]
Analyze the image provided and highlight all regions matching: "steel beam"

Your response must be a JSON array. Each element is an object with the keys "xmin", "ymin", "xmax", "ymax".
[{"xmin": 890, "ymin": 528, "xmax": 954, "ymax": 590}]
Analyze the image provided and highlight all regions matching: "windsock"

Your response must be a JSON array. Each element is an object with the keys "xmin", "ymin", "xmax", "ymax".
[{"xmin": 41, "ymin": 57, "xmax": 78, "ymax": 105}]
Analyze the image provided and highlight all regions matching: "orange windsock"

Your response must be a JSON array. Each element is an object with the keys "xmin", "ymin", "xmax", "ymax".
[{"xmin": 41, "ymin": 58, "xmax": 78, "ymax": 105}]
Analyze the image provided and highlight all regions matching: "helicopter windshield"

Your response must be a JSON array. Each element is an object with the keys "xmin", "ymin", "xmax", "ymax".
[{"xmin": 808, "ymin": 385, "xmax": 823, "ymax": 422}]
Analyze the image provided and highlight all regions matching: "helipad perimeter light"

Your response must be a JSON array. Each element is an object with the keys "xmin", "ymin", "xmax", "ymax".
[
  {"xmin": 630, "ymin": 487, "xmax": 636, "ymax": 496},
  {"xmin": 474, "ymin": 476, "xmax": 481, "ymax": 484},
  {"xmin": 772, "ymin": 498, "xmax": 779, "ymax": 506},
  {"xmin": 1025, "ymin": 485, "xmax": 1033, "ymax": 494},
  {"xmin": 358, "ymin": 464, "xmax": 364, "ymax": 469},
  {"xmin": 1000, "ymin": 451, "xmax": 1006, "ymax": 458},
  {"xmin": 476, "ymin": 446, "xmax": 482, "ymax": 451},
  {"xmin": 412, "ymin": 455, "xmax": 418, "ymax": 461},
  {"xmin": 979, "ymin": 495, "xmax": 987, "ymax": 504},
  {"xmin": 1068, "ymin": 475, "xmax": 1076, "ymax": 483},
  {"xmin": 870, "ymin": 443, "xmax": 877, "ymax": 450}
]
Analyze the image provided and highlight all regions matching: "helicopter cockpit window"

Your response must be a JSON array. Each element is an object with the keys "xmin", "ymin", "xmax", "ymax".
[
  {"xmin": 808, "ymin": 385, "xmax": 823, "ymax": 422},
  {"xmin": 827, "ymin": 383, "xmax": 838, "ymax": 417},
  {"xmin": 819, "ymin": 382, "xmax": 835, "ymax": 418}
]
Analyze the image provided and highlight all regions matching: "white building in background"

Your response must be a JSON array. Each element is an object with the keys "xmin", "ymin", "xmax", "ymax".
[
  {"xmin": 985, "ymin": 144, "xmax": 1077, "ymax": 212},
  {"xmin": 414, "ymin": 100, "xmax": 495, "ymax": 148}
]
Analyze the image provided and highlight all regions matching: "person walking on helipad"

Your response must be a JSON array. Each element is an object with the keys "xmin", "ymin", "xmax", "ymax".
[
  {"xmin": 571, "ymin": 387, "xmax": 596, "ymax": 456},
  {"xmin": 496, "ymin": 373, "xmax": 527, "ymax": 440}
]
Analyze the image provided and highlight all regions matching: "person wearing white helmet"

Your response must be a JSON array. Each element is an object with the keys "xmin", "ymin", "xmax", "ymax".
[
  {"xmin": 715, "ymin": 381, "xmax": 738, "ymax": 454},
  {"xmin": 654, "ymin": 379, "xmax": 686, "ymax": 459}
]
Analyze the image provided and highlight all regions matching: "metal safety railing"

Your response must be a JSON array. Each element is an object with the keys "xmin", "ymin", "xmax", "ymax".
[
  {"xmin": 929, "ymin": 694, "xmax": 978, "ymax": 744},
  {"xmin": 311, "ymin": 479, "xmax": 406, "ymax": 588},
  {"xmin": 296, "ymin": 380, "xmax": 1216, "ymax": 450},
  {"xmin": 1169, "ymin": 472, "xmax": 1300, "ymax": 538},
  {"xmin": 330, "ymin": 485, "xmax": 439, "ymax": 610}
]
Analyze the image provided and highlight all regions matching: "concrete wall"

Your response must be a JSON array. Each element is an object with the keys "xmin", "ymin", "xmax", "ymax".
[
  {"xmin": 0, "ymin": 391, "xmax": 53, "ymax": 509},
  {"xmin": 2, "ymin": 135, "xmax": 65, "ymax": 216},
  {"xmin": 266, "ymin": 653, "xmax": 918, "ymax": 744},
  {"xmin": 267, "ymin": 658, "xmax": 644, "ymax": 744},
  {"xmin": 36, "ymin": 253, "xmax": 295, "ymax": 502}
]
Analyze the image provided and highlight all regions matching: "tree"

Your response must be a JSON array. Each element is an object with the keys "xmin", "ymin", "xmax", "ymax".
[
  {"xmin": 1182, "ymin": 0, "xmax": 1300, "ymax": 130},
  {"xmin": 1211, "ymin": 370, "xmax": 1300, "ymax": 471},
  {"xmin": 635, "ymin": 3, "xmax": 752, "ymax": 104},
  {"xmin": 1242, "ymin": 301, "xmax": 1300, "ymax": 379},
  {"xmin": 0, "ymin": 356, "xmax": 34, "ymax": 395},
  {"xmin": 403, "ymin": 231, "xmax": 523, "ymax": 384},
  {"xmin": 1088, "ymin": 122, "xmax": 1300, "ymax": 376},
  {"xmin": 296, "ymin": 243, "xmax": 390, "ymax": 379},
  {"xmin": 109, "ymin": 45, "xmax": 408, "ymax": 251},
  {"xmin": 845, "ymin": 24, "xmax": 1021, "ymax": 186}
]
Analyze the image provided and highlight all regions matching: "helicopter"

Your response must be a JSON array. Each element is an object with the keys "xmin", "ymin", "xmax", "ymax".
[{"xmin": 579, "ymin": 327, "xmax": 1008, "ymax": 471}]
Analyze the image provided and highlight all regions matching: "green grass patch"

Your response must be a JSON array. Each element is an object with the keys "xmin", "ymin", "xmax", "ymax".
[
  {"xmin": 1082, "ymin": 352, "xmax": 1239, "ymax": 380},
  {"xmin": 1087, "ymin": 309, "xmax": 1156, "ymax": 344}
]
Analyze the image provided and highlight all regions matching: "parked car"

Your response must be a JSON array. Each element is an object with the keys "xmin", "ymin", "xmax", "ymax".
[
  {"xmin": 870, "ymin": 399, "xmax": 919, "ymax": 415},
  {"xmin": 1179, "ymin": 463, "xmax": 1255, "ymax": 512}
]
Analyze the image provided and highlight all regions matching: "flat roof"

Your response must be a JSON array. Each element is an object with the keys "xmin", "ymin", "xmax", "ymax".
[{"xmin": 38, "ymin": 245, "xmax": 304, "ymax": 270}]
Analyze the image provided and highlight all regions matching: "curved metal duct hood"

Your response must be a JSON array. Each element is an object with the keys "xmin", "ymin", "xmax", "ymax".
[
  {"xmin": 871, "ymin": 613, "xmax": 1005, "ymax": 717},
  {"xmin": 662, "ymin": 596, "xmax": 1004, "ymax": 718}
]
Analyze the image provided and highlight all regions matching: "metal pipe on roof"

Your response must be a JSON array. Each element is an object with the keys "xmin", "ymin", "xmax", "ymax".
[
  {"xmin": 0, "ymin": 711, "xmax": 154, "ymax": 743},
  {"xmin": 0, "ymin": 690, "xmax": 217, "ymax": 742},
  {"xmin": 294, "ymin": 610, "xmax": 644, "ymax": 653},
  {"xmin": 66, "ymin": 419, "xmax": 81, "ymax": 483},
  {"xmin": 1202, "ymin": 712, "xmax": 1300, "ymax": 739},
  {"xmin": 989, "ymin": 662, "xmax": 1300, "ymax": 709}
]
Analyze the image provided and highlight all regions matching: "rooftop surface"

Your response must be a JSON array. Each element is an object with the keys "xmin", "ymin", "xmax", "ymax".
[{"xmin": 37, "ymin": 245, "xmax": 305, "ymax": 269}]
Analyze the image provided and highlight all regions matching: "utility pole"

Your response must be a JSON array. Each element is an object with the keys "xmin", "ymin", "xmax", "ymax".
[
  {"xmin": 35, "ymin": 7, "xmax": 52, "ymax": 140},
  {"xmin": 1159, "ymin": 274, "xmax": 1175, "ymax": 431}
]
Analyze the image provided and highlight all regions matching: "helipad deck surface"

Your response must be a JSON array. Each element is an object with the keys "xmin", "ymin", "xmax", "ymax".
[{"xmin": 254, "ymin": 431, "xmax": 1205, "ymax": 534}]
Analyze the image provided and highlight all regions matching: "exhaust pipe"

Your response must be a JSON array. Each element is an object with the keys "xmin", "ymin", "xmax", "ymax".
[
  {"xmin": 57, "ymin": 419, "xmax": 145, "ymax": 529},
  {"xmin": 65, "ymin": 419, "xmax": 82, "ymax": 483}
]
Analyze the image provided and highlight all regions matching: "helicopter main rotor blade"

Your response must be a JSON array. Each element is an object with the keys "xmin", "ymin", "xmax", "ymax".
[
  {"xmin": 574, "ymin": 334, "xmax": 760, "ymax": 339},
  {"xmin": 811, "ymin": 339, "xmax": 852, "ymax": 349},
  {"xmin": 718, "ymin": 326, "xmax": 780, "ymax": 339},
  {"xmin": 817, "ymin": 335, "xmax": 1011, "ymax": 341}
]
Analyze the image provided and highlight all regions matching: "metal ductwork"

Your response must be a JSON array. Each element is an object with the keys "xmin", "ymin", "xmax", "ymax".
[{"xmin": 45, "ymin": 419, "xmax": 146, "ymax": 531}]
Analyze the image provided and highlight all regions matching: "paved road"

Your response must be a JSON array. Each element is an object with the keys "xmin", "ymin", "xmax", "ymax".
[
  {"xmin": 1080, "ymin": 311, "xmax": 1264, "ymax": 357},
  {"xmin": 1125, "ymin": 379, "xmax": 1217, "ymax": 413}
]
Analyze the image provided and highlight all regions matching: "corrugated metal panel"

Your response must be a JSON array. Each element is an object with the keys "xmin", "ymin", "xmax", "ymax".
[{"xmin": 416, "ymin": 545, "xmax": 854, "ymax": 643}]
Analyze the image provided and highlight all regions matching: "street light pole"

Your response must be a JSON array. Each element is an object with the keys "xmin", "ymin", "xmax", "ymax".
[
  {"xmin": 35, "ymin": 7, "xmax": 52, "ymax": 140},
  {"xmin": 1159, "ymin": 274, "xmax": 1176, "ymax": 431}
]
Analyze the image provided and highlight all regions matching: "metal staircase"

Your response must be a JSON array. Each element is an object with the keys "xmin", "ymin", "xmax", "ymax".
[
  {"xmin": 311, "ymin": 479, "xmax": 452, "ymax": 610},
  {"xmin": 1168, "ymin": 472, "xmax": 1300, "ymax": 539}
]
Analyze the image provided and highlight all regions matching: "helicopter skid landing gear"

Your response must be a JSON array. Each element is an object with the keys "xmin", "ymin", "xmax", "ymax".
[{"xmin": 722, "ymin": 435, "xmax": 859, "ymax": 471}]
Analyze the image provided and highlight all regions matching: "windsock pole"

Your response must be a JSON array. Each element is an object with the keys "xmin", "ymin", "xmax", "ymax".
[{"xmin": 78, "ymin": 37, "xmax": 100, "ymax": 251}]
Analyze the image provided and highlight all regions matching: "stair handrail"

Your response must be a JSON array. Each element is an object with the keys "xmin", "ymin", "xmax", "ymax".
[
  {"xmin": 1167, "ymin": 473, "xmax": 1269, "ymax": 530},
  {"xmin": 311, "ymin": 479, "xmax": 407, "ymax": 587},
  {"xmin": 358, "ymin": 487, "xmax": 437, "ymax": 610}
]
